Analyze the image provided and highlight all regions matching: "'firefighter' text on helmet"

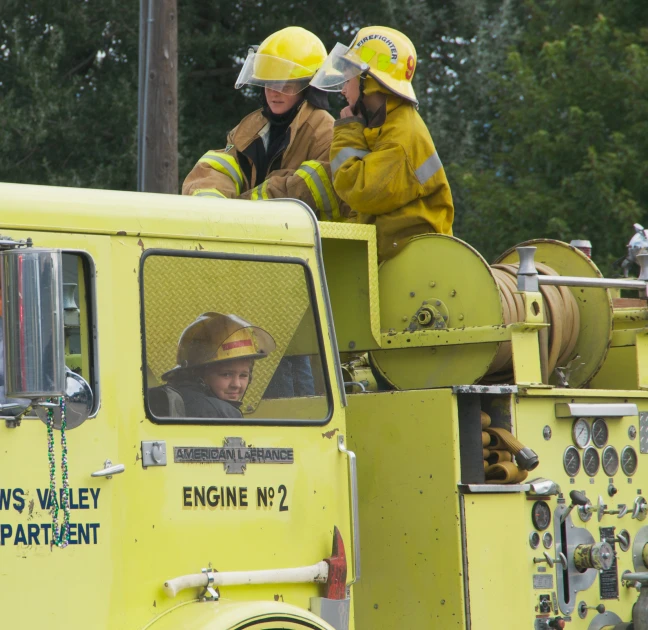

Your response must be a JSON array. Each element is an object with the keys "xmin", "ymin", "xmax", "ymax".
[
  {"xmin": 310, "ymin": 26, "xmax": 418, "ymax": 104},
  {"xmin": 235, "ymin": 26, "xmax": 328, "ymax": 95},
  {"xmin": 162, "ymin": 312, "xmax": 276, "ymax": 380}
]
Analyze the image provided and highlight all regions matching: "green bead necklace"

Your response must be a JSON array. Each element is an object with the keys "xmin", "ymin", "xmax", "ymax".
[{"xmin": 46, "ymin": 397, "xmax": 70, "ymax": 548}]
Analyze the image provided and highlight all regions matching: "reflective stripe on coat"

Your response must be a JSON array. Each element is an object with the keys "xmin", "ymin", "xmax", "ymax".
[{"xmin": 182, "ymin": 102, "xmax": 350, "ymax": 221}]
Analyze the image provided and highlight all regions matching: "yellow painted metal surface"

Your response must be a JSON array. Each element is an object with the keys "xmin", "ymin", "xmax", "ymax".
[
  {"xmin": 0, "ymin": 184, "xmax": 353, "ymax": 629},
  {"xmin": 463, "ymin": 493, "xmax": 535, "ymax": 629},
  {"xmin": 371, "ymin": 235, "xmax": 503, "ymax": 389},
  {"xmin": 511, "ymin": 329, "xmax": 543, "ymax": 385},
  {"xmin": 0, "ymin": 183, "xmax": 317, "ymax": 246},
  {"xmin": 346, "ymin": 389, "xmax": 466, "ymax": 628},
  {"xmin": 320, "ymin": 222, "xmax": 381, "ymax": 351},
  {"xmin": 347, "ymin": 382, "xmax": 648, "ymax": 628},
  {"xmin": 148, "ymin": 599, "xmax": 336, "ymax": 629},
  {"xmin": 512, "ymin": 390, "xmax": 647, "ymax": 628}
]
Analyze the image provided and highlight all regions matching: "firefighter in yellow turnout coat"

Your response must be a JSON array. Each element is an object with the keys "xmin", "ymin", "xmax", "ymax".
[
  {"xmin": 311, "ymin": 26, "xmax": 454, "ymax": 259},
  {"xmin": 183, "ymin": 27, "xmax": 344, "ymax": 222}
]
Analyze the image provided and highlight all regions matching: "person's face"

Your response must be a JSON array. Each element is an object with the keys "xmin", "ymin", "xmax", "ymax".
[
  {"xmin": 204, "ymin": 359, "xmax": 252, "ymax": 402},
  {"xmin": 341, "ymin": 77, "xmax": 361, "ymax": 108},
  {"xmin": 264, "ymin": 87, "xmax": 302, "ymax": 115}
]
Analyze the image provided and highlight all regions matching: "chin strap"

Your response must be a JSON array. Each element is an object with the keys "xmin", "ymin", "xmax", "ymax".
[{"xmin": 352, "ymin": 72, "xmax": 370, "ymax": 123}]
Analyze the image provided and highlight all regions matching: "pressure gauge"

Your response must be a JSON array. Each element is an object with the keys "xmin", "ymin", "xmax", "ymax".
[
  {"xmin": 529, "ymin": 532, "xmax": 540, "ymax": 549},
  {"xmin": 572, "ymin": 418, "xmax": 591, "ymax": 448},
  {"xmin": 621, "ymin": 446, "xmax": 638, "ymax": 477},
  {"xmin": 592, "ymin": 418, "xmax": 609, "ymax": 448},
  {"xmin": 532, "ymin": 501, "xmax": 552, "ymax": 531},
  {"xmin": 602, "ymin": 446, "xmax": 619, "ymax": 477},
  {"xmin": 583, "ymin": 447, "xmax": 600, "ymax": 477},
  {"xmin": 563, "ymin": 446, "xmax": 581, "ymax": 477},
  {"xmin": 543, "ymin": 532, "xmax": 553, "ymax": 549}
]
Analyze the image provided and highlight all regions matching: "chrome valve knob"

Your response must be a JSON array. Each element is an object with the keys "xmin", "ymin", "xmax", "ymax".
[
  {"xmin": 632, "ymin": 496, "xmax": 648, "ymax": 521},
  {"xmin": 577, "ymin": 601, "xmax": 605, "ymax": 619},
  {"xmin": 597, "ymin": 495, "xmax": 628, "ymax": 521},
  {"xmin": 533, "ymin": 551, "xmax": 568, "ymax": 569}
]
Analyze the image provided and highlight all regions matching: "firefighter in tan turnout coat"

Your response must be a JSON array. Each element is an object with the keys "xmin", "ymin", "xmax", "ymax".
[{"xmin": 183, "ymin": 27, "xmax": 346, "ymax": 222}]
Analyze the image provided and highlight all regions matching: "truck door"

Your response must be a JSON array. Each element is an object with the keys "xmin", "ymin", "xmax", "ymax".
[
  {"xmin": 118, "ymin": 245, "xmax": 353, "ymax": 627},
  {"xmin": 0, "ymin": 235, "xmax": 120, "ymax": 628}
]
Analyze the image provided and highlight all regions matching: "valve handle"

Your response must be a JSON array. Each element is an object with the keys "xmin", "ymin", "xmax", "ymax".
[
  {"xmin": 534, "ymin": 551, "xmax": 567, "ymax": 569},
  {"xmin": 632, "ymin": 497, "xmax": 648, "ymax": 520},
  {"xmin": 561, "ymin": 490, "xmax": 591, "ymax": 524},
  {"xmin": 569, "ymin": 490, "xmax": 589, "ymax": 506},
  {"xmin": 579, "ymin": 601, "xmax": 606, "ymax": 615},
  {"xmin": 623, "ymin": 570, "xmax": 648, "ymax": 585}
]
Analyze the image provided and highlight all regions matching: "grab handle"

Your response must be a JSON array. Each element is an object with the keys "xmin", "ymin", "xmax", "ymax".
[{"xmin": 338, "ymin": 434, "xmax": 360, "ymax": 586}]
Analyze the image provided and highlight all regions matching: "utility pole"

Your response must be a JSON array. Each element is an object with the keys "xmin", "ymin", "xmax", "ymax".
[{"xmin": 137, "ymin": 0, "xmax": 178, "ymax": 193}]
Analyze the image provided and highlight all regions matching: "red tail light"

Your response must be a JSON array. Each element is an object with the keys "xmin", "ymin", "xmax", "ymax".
[{"xmin": 324, "ymin": 526, "xmax": 347, "ymax": 600}]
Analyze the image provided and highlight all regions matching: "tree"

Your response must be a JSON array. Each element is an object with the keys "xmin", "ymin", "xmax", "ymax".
[
  {"xmin": 453, "ymin": 0, "xmax": 648, "ymax": 271},
  {"xmin": 0, "ymin": 1, "xmax": 140, "ymax": 190},
  {"xmin": 0, "ymin": 0, "xmax": 524, "ymax": 206}
]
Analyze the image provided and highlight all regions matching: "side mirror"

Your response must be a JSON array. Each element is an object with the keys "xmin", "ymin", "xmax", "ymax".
[
  {"xmin": 1, "ymin": 248, "xmax": 66, "ymax": 398},
  {"xmin": 1, "ymin": 247, "xmax": 93, "ymax": 429},
  {"xmin": 35, "ymin": 367, "xmax": 94, "ymax": 430}
]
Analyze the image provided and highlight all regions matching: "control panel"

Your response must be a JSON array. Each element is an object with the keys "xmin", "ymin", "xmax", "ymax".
[{"xmin": 517, "ymin": 398, "xmax": 648, "ymax": 629}]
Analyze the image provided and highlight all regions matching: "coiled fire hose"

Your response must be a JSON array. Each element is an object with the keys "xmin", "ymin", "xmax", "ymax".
[
  {"xmin": 485, "ymin": 262, "xmax": 581, "ymax": 383},
  {"xmin": 481, "ymin": 411, "xmax": 539, "ymax": 484}
]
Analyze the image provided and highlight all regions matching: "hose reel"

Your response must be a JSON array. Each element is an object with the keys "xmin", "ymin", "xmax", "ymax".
[{"xmin": 370, "ymin": 235, "xmax": 613, "ymax": 391}]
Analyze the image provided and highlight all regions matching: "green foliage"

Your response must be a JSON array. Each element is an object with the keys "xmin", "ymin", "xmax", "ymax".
[
  {"xmin": 454, "ymin": 1, "xmax": 648, "ymax": 271},
  {"xmin": 1, "ymin": 0, "xmax": 507, "ymax": 193},
  {"xmin": 2, "ymin": 0, "xmax": 647, "ymax": 275},
  {"xmin": 0, "ymin": 1, "xmax": 139, "ymax": 189}
]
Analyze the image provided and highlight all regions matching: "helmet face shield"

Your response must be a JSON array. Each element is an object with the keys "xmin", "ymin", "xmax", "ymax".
[
  {"xmin": 235, "ymin": 51, "xmax": 313, "ymax": 94},
  {"xmin": 309, "ymin": 43, "xmax": 368, "ymax": 92}
]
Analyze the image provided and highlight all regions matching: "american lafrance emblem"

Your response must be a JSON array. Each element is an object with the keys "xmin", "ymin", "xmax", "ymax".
[{"xmin": 174, "ymin": 437, "xmax": 294, "ymax": 474}]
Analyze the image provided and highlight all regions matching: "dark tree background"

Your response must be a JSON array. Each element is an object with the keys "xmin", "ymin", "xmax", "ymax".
[{"xmin": 1, "ymin": 0, "xmax": 647, "ymax": 270}]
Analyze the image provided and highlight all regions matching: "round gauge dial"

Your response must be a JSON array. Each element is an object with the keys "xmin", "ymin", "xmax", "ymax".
[
  {"xmin": 543, "ymin": 532, "xmax": 553, "ymax": 549},
  {"xmin": 529, "ymin": 532, "xmax": 540, "ymax": 549},
  {"xmin": 583, "ymin": 447, "xmax": 600, "ymax": 477},
  {"xmin": 592, "ymin": 418, "xmax": 609, "ymax": 448},
  {"xmin": 563, "ymin": 446, "xmax": 581, "ymax": 477},
  {"xmin": 621, "ymin": 446, "xmax": 638, "ymax": 477},
  {"xmin": 602, "ymin": 446, "xmax": 619, "ymax": 477},
  {"xmin": 532, "ymin": 501, "xmax": 552, "ymax": 531},
  {"xmin": 572, "ymin": 418, "xmax": 591, "ymax": 448}
]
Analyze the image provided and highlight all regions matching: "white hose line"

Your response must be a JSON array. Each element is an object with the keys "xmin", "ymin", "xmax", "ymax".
[{"xmin": 164, "ymin": 561, "xmax": 330, "ymax": 598}]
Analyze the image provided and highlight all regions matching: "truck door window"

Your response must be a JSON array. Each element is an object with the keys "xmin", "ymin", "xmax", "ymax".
[
  {"xmin": 62, "ymin": 252, "xmax": 100, "ymax": 414},
  {"xmin": 141, "ymin": 252, "xmax": 332, "ymax": 424}
]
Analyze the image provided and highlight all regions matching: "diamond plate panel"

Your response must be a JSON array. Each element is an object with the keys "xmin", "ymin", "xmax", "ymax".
[
  {"xmin": 640, "ymin": 412, "xmax": 648, "ymax": 454},
  {"xmin": 143, "ymin": 256, "xmax": 311, "ymax": 411},
  {"xmin": 320, "ymin": 222, "xmax": 381, "ymax": 345}
]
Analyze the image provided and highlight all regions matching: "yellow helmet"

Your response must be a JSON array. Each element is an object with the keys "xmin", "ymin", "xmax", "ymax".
[
  {"xmin": 235, "ymin": 27, "xmax": 327, "ymax": 95},
  {"xmin": 162, "ymin": 313, "xmax": 276, "ymax": 380},
  {"xmin": 310, "ymin": 26, "xmax": 418, "ymax": 104}
]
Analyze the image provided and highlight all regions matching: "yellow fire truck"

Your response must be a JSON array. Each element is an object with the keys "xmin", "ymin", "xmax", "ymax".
[{"xmin": 2, "ymin": 182, "xmax": 648, "ymax": 629}]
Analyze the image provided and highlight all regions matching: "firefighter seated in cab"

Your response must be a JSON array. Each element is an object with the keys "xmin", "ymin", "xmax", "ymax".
[
  {"xmin": 182, "ymin": 26, "xmax": 346, "ymax": 222},
  {"xmin": 156, "ymin": 313, "xmax": 276, "ymax": 420},
  {"xmin": 310, "ymin": 26, "xmax": 455, "ymax": 260}
]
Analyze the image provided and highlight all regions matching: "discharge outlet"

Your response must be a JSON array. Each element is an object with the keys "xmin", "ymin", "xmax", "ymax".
[{"xmin": 573, "ymin": 542, "xmax": 614, "ymax": 572}]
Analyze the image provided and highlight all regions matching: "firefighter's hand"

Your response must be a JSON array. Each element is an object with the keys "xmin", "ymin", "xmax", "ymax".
[{"xmin": 340, "ymin": 106, "xmax": 354, "ymax": 119}]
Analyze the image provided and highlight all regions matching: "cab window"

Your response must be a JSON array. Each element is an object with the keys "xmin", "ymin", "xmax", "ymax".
[
  {"xmin": 141, "ymin": 251, "xmax": 332, "ymax": 424},
  {"xmin": 62, "ymin": 252, "xmax": 99, "ymax": 414}
]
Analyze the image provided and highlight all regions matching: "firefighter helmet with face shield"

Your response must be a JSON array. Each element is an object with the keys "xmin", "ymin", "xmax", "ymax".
[
  {"xmin": 162, "ymin": 312, "xmax": 276, "ymax": 381},
  {"xmin": 235, "ymin": 27, "xmax": 327, "ymax": 95},
  {"xmin": 310, "ymin": 26, "xmax": 418, "ymax": 104}
]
